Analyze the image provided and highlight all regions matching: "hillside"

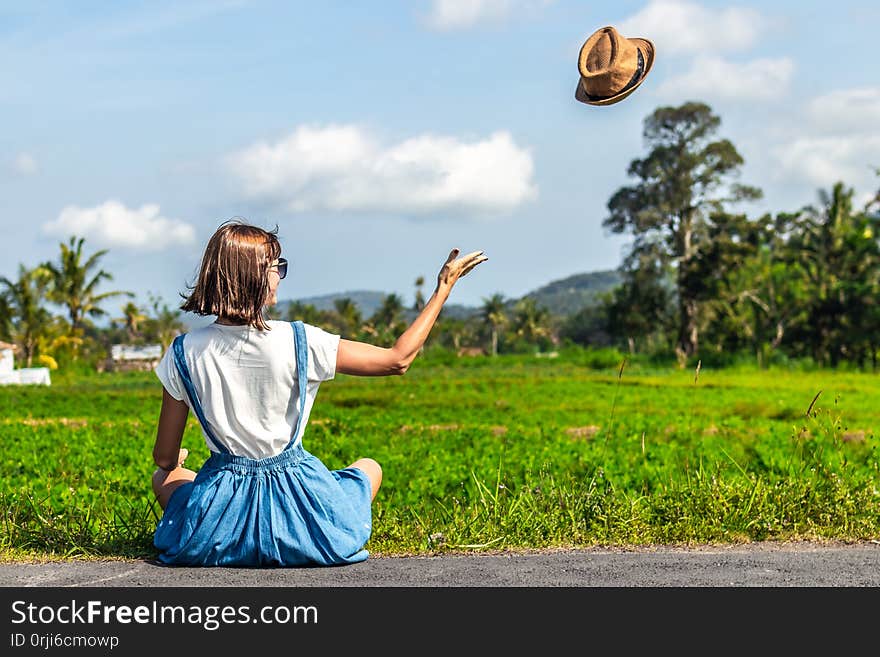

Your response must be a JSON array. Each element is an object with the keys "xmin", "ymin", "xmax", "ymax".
[{"xmin": 521, "ymin": 270, "xmax": 622, "ymax": 316}]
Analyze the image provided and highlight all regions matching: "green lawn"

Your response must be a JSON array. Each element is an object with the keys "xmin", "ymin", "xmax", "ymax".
[{"xmin": 2, "ymin": 351, "xmax": 879, "ymax": 560}]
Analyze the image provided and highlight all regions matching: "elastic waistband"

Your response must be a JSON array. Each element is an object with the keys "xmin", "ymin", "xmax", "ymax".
[{"xmin": 203, "ymin": 444, "xmax": 310, "ymax": 473}]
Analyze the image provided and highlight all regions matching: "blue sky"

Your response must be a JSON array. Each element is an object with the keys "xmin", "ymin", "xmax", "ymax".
[{"xmin": 3, "ymin": 0, "xmax": 879, "ymax": 315}]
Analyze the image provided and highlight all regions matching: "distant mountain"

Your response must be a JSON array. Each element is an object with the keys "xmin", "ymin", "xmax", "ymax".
[
  {"xmin": 522, "ymin": 270, "xmax": 622, "ymax": 316},
  {"xmin": 278, "ymin": 269, "xmax": 622, "ymax": 321},
  {"xmin": 281, "ymin": 290, "xmax": 478, "ymax": 321}
]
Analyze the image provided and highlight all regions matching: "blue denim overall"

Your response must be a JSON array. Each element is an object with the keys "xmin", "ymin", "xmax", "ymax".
[{"xmin": 153, "ymin": 321, "xmax": 372, "ymax": 567}]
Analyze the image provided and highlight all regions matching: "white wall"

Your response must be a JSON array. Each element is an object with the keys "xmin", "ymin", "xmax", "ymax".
[
  {"xmin": 0, "ymin": 348, "xmax": 13, "ymax": 374},
  {"xmin": 0, "ymin": 368, "xmax": 51, "ymax": 385}
]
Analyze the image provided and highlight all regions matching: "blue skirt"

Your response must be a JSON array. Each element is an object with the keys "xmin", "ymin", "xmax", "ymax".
[{"xmin": 154, "ymin": 446, "xmax": 373, "ymax": 567}]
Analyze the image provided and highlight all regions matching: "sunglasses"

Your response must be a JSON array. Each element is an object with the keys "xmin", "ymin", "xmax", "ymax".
[{"xmin": 271, "ymin": 257, "xmax": 288, "ymax": 280}]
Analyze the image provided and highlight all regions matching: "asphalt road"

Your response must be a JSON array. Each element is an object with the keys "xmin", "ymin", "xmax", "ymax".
[
  {"xmin": 3, "ymin": 540, "xmax": 880, "ymax": 587},
  {"xmin": 4, "ymin": 542, "xmax": 879, "ymax": 651}
]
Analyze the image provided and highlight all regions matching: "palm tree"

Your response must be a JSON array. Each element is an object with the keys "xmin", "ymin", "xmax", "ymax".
[
  {"xmin": 371, "ymin": 293, "xmax": 404, "ymax": 329},
  {"xmin": 866, "ymin": 167, "xmax": 880, "ymax": 214},
  {"xmin": 42, "ymin": 236, "xmax": 132, "ymax": 333},
  {"xmin": 480, "ymin": 293, "xmax": 508, "ymax": 357},
  {"xmin": 413, "ymin": 276, "xmax": 426, "ymax": 312},
  {"xmin": 512, "ymin": 297, "xmax": 552, "ymax": 347},
  {"xmin": 285, "ymin": 301, "xmax": 325, "ymax": 326},
  {"xmin": 116, "ymin": 301, "xmax": 147, "ymax": 342},
  {"xmin": 144, "ymin": 293, "xmax": 186, "ymax": 350},
  {"xmin": 332, "ymin": 298, "xmax": 363, "ymax": 338},
  {"xmin": 368, "ymin": 294, "xmax": 406, "ymax": 347},
  {"xmin": 0, "ymin": 290, "xmax": 12, "ymax": 343},
  {"xmin": 0, "ymin": 265, "xmax": 53, "ymax": 367},
  {"xmin": 796, "ymin": 183, "xmax": 880, "ymax": 366}
]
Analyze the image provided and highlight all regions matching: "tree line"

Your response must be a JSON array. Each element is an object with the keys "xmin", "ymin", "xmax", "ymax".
[
  {"xmin": 2, "ymin": 101, "xmax": 879, "ymax": 372},
  {"xmin": 584, "ymin": 101, "xmax": 880, "ymax": 369}
]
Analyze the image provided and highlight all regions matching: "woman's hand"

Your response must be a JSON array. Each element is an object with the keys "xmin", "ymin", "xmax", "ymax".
[{"xmin": 437, "ymin": 248, "xmax": 488, "ymax": 290}]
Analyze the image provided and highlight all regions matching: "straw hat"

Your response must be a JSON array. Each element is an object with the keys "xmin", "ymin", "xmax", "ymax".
[{"xmin": 575, "ymin": 26, "xmax": 655, "ymax": 106}]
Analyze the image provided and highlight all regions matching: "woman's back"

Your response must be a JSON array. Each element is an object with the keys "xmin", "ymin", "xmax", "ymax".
[{"xmin": 156, "ymin": 320, "xmax": 339, "ymax": 459}]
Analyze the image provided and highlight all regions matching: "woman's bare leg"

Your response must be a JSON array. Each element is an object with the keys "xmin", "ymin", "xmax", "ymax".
[
  {"xmin": 348, "ymin": 457, "xmax": 382, "ymax": 501},
  {"xmin": 152, "ymin": 449, "xmax": 197, "ymax": 509}
]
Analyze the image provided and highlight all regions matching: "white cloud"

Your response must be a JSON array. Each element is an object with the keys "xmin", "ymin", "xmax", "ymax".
[
  {"xmin": 12, "ymin": 152, "xmax": 37, "ymax": 175},
  {"xmin": 805, "ymin": 87, "xmax": 880, "ymax": 134},
  {"xmin": 227, "ymin": 124, "xmax": 538, "ymax": 216},
  {"xmin": 767, "ymin": 85, "xmax": 880, "ymax": 197},
  {"xmin": 422, "ymin": 0, "xmax": 552, "ymax": 31},
  {"xmin": 618, "ymin": 0, "xmax": 766, "ymax": 55},
  {"xmin": 772, "ymin": 134, "xmax": 880, "ymax": 191},
  {"xmin": 657, "ymin": 56, "xmax": 794, "ymax": 101},
  {"xmin": 42, "ymin": 200, "xmax": 196, "ymax": 250}
]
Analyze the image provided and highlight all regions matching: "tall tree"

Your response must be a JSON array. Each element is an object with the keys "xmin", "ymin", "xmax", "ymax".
[
  {"xmin": 603, "ymin": 102, "xmax": 762, "ymax": 366},
  {"xmin": 41, "ymin": 236, "xmax": 132, "ymax": 332}
]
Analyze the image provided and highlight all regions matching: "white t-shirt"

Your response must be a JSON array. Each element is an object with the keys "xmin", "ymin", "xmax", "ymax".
[{"xmin": 155, "ymin": 320, "xmax": 340, "ymax": 459}]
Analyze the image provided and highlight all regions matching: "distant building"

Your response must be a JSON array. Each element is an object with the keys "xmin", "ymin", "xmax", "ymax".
[
  {"xmin": 98, "ymin": 344, "xmax": 163, "ymax": 372},
  {"xmin": 0, "ymin": 341, "xmax": 13, "ymax": 373},
  {"xmin": 0, "ymin": 341, "xmax": 51, "ymax": 386}
]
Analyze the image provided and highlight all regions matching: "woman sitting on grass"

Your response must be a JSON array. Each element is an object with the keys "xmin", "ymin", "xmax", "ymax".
[{"xmin": 150, "ymin": 219, "xmax": 487, "ymax": 567}]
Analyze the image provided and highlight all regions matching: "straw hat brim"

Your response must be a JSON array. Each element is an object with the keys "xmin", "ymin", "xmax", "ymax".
[{"xmin": 575, "ymin": 38, "xmax": 655, "ymax": 106}]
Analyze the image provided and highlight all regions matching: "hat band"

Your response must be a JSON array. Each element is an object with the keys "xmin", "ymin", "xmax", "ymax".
[{"xmin": 583, "ymin": 49, "xmax": 644, "ymax": 102}]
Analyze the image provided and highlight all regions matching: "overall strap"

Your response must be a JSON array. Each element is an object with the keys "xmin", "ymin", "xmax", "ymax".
[
  {"xmin": 283, "ymin": 320, "xmax": 309, "ymax": 451},
  {"xmin": 171, "ymin": 334, "xmax": 231, "ymax": 455}
]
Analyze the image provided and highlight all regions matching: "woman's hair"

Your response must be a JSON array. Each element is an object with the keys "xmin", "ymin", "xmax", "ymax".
[{"xmin": 181, "ymin": 218, "xmax": 282, "ymax": 331}]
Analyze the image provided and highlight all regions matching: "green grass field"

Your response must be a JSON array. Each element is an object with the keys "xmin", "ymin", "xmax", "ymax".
[{"xmin": 2, "ymin": 350, "xmax": 879, "ymax": 560}]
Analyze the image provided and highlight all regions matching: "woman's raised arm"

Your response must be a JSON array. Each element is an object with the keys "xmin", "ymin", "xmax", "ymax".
[{"xmin": 336, "ymin": 248, "xmax": 487, "ymax": 376}]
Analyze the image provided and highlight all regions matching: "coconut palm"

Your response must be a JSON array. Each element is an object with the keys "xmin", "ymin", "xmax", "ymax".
[
  {"xmin": 371, "ymin": 293, "xmax": 404, "ymax": 329},
  {"xmin": 41, "ymin": 236, "xmax": 132, "ymax": 332},
  {"xmin": 413, "ymin": 276, "xmax": 426, "ymax": 312},
  {"xmin": 480, "ymin": 293, "xmax": 508, "ymax": 357},
  {"xmin": 512, "ymin": 297, "xmax": 552, "ymax": 347},
  {"xmin": 143, "ymin": 293, "xmax": 186, "ymax": 350},
  {"xmin": 0, "ymin": 265, "xmax": 53, "ymax": 367},
  {"xmin": 332, "ymin": 297, "xmax": 363, "ymax": 338},
  {"xmin": 367, "ymin": 294, "xmax": 406, "ymax": 347},
  {"xmin": 116, "ymin": 301, "xmax": 147, "ymax": 342},
  {"xmin": 793, "ymin": 183, "xmax": 880, "ymax": 366},
  {"xmin": 285, "ymin": 301, "xmax": 326, "ymax": 326},
  {"xmin": 0, "ymin": 290, "xmax": 12, "ymax": 343},
  {"xmin": 867, "ymin": 167, "xmax": 880, "ymax": 214}
]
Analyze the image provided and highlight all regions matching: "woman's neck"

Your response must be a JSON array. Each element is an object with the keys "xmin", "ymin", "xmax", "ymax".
[{"xmin": 215, "ymin": 317, "xmax": 245, "ymax": 326}]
